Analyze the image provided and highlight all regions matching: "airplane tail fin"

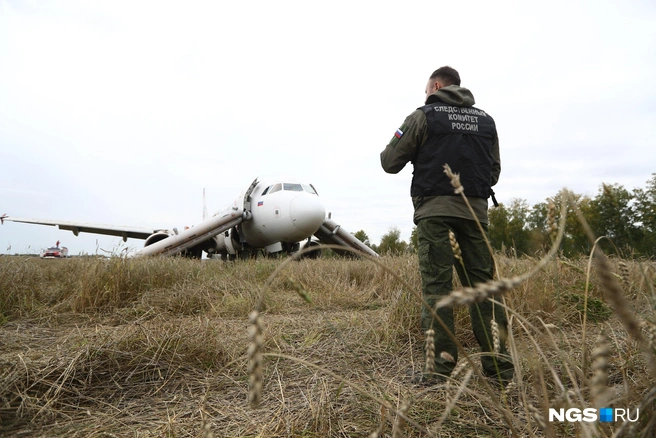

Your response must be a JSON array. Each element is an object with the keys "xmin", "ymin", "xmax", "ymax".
[{"xmin": 203, "ymin": 189, "xmax": 208, "ymax": 220}]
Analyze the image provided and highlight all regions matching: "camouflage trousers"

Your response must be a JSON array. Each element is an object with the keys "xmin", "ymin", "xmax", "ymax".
[{"xmin": 417, "ymin": 216, "xmax": 514, "ymax": 381}]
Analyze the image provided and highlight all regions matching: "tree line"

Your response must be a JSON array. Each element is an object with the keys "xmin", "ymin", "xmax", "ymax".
[{"xmin": 356, "ymin": 173, "xmax": 656, "ymax": 258}]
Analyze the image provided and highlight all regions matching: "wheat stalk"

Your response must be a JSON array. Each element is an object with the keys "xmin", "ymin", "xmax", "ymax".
[
  {"xmin": 440, "ymin": 351, "xmax": 455, "ymax": 363},
  {"xmin": 547, "ymin": 199, "xmax": 558, "ymax": 243},
  {"xmin": 443, "ymin": 164, "xmax": 465, "ymax": 195},
  {"xmin": 392, "ymin": 400, "xmax": 411, "ymax": 438},
  {"xmin": 435, "ymin": 277, "xmax": 522, "ymax": 308},
  {"xmin": 528, "ymin": 404, "xmax": 548, "ymax": 432},
  {"xmin": 424, "ymin": 329, "xmax": 436, "ymax": 375},
  {"xmin": 643, "ymin": 320, "xmax": 656, "ymax": 350},
  {"xmin": 248, "ymin": 310, "xmax": 264, "ymax": 408},
  {"xmin": 491, "ymin": 319, "xmax": 501, "ymax": 354},
  {"xmin": 590, "ymin": 331, "xmax": 611, "ymax": 409},
  {"xmin": 593, "ymin": 248, "xmax": 644, "ymax": 345},
  {"xmin": 449, "ymin": 230, "xmax": 462, "ymax": 262},
  {"xmin": 618, "ymin": 260, "xmax": 630, "ymax": 290}
]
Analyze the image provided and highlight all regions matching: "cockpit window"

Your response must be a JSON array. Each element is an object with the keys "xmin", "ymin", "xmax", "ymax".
[
  {"xmin": 283, "ymin": 183, "xmax": 304, "ymax": 192},
  {"xmin": 264, "ymin": 183, "xmax": 317, "ymax": 195},
  {"xmin": 302, "ymin": 184, "xmax": 317, "ymax": 195}
]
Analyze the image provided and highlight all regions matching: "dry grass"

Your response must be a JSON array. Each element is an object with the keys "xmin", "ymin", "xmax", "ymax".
[{"xmin": 0, "ymin": 249, "xmax": 655, "ymax": 437}]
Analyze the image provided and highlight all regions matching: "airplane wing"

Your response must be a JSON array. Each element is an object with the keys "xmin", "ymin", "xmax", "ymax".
[
  {"xmin": 2, "ymin": 210, "xmax": 249, "ymax": 257},
  {"xmin": 314, "ymin": 217, "xmax": 379, "ymax": 257},
  {"xmin": 1, "ymin": 215, "xmax": 158, "ymax": 241},
  {"xmin": 2, "ymin": 179, "xmax": 260, "ymax": 258},
  {"xmin": 136, "ymin": 210, "xmax": 246, "ymax": 257}
]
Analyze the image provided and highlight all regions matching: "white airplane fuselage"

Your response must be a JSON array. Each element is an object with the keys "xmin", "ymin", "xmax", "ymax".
[
  {"xmin": 203, "ymin": 178, "xmax": 326, "ymax": 257},
  {"xmin": 241, "ymin": 180, "xmax": 325, "ymax": 246}
]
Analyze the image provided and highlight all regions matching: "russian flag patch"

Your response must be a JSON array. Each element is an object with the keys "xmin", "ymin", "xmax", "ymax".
[
  {"xmin": 257, "ymin": 201, "xmax": 264, "ymax": 206},
  {"xmin": 395, "ymin": 128, "xmax": 404, "ymax": 139}
]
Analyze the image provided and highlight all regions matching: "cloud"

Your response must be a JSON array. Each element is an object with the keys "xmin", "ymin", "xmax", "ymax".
[{"xmin": 1, "ymin": 0, "xmax": 655, "ymax": 253}]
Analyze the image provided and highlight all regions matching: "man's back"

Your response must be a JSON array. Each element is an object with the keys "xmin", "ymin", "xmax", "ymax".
[{"xmin": 380, "ymin": 84, "xmax": 500, "ymax": 224}]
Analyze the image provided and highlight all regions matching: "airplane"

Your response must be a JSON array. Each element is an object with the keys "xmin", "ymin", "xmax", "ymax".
[{"xmin": 1, "ymin": 177, "xmax": 378, "ymax": 259}]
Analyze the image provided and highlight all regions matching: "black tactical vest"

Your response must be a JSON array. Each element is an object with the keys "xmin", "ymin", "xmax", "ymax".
[{"xmin": 411, "ymin": 102, "xmax": 497, "ymax": 199}]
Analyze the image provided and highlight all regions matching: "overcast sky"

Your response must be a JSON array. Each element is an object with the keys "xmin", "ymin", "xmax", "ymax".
[{"xmin": 1, "ymin": 0, "xmax": 655, "ymax": 255}]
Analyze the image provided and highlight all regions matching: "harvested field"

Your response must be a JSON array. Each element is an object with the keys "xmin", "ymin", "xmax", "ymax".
[{"xmin": 0, "ymin": 252, "xmax": 654, "ymax": 437}]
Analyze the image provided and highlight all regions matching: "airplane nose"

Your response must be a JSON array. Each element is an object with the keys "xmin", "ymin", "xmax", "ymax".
[{"xmin": 290, "ymin": 194, "xmax": 326, "ymax": 234}]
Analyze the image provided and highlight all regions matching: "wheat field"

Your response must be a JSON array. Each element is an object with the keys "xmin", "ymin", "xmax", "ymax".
[{"xmin": 0, "ymin": 245, "xmax": 654, "ymax": 437}]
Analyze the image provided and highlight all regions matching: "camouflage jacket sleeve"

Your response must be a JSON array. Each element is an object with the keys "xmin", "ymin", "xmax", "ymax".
[{"xmin": 380, "ymin": 109, "xmax": 427, "ymax": 174}]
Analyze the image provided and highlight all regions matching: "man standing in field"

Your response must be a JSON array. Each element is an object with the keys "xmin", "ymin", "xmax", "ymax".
[{"xmin": 380, "ymin": 66, "xmax": 513, "ymax": 385}]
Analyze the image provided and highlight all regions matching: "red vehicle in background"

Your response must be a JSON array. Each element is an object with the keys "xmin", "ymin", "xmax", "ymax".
[{"xmin": 40, "ymin": 241, "xmax": 69, "ymax": 258}]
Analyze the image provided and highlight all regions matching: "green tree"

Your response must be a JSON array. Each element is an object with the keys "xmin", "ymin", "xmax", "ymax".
[
  {"xmin": 589, "ymin": 183, "xmax": 643, "ymax": 255},
  {"xmin": 489, "ymin": 202, "xmax": 510, "ymax": 252},
  {"xmin": 409, "ymin": 226, "xmax": 418, "ymax": 253},
  {"xmin": 352, "ymin": 230, "xmax": 371, "ymax": 247},
  {"xmin": 378, "ymin": 227, "xmax": 408, "ymax": 255},
  {"xmin": 529, "ymin": 190, "xmax": 593, "ymax": 257},
  {"xmin": 488, "ymin": 199, "xmax": 532, "ymax": 256},
  {"xmin": 485, "ymin": 176, "xmax": 656, "ymax": 258},
  {"xmin": 632, "ymin": 173, "xmax": 656, "ymax": 256},
  {"xmin": 527, "ymin": 201, "xmax": 550, "ymax": 252}
]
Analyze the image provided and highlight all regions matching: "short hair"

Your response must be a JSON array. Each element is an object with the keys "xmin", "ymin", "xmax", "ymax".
[{"xmin": 429, "ymin": 66, "xmax": 461, "ymax": 86}]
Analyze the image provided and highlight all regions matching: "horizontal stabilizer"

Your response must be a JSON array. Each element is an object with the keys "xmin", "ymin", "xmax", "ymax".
[{"xmin": 314, "ymin": 218, "xmax": 378, "ymax": 257}]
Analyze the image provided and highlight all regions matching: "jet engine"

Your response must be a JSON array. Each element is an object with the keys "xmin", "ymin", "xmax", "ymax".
[
  {"xmin": 205, "ymin": 226, "xmax": 242, "ymax": 256},
  {"xmin": 144, "ymin": 230, "xmax": 174, "ymax": 247},
  {"xmin": 142, "ymin": 229, "xmax": 201, "ymax": 258}
]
